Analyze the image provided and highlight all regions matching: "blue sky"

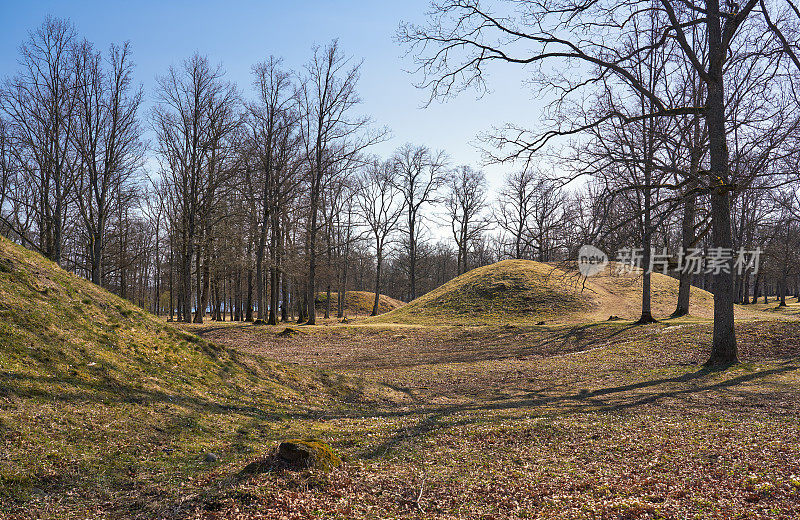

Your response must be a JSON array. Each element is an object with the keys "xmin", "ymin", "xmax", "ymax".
[{"xmin": 0, "ymin": 0, "xmax": 547, "ymax": 195}]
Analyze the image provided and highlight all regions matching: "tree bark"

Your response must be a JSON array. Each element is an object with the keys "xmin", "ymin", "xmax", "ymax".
[
  {"xmin": 372, "ymin": 248, "xmax": 383, "ymax": 316},
  {"xmin": 245, "ymin": 267, "xmax": 254, "ymax": 321},
  {"xmin": 674, "ymin": 191, "xmax": 696, "ymax": 316},
  {"xmin": 638, "ymin": 152, "xmax": 655, "ymax": 324},
  {"xmin": 409, "ymin": 215, "xmax": 418, "ymax": 301},
  {"xmin": 306, "ymin": 196, "xmax": 318, "ymax": 324},
  {"xmin": 182, "ymin": 230, "xmax": 192, "ymax": 323},
  {"xmin": 705, "ymin": 2, "xmax": 738, "ymax": 366}
]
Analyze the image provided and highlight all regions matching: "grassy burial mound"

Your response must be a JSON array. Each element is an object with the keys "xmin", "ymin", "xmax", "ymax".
[
  {"xmin": 372, "ymin": 259, "xmax": 757, "ymax": 325},
  {"xmin": 372, "ymin": 260, "xmax": 597, "ymax": 325},
  {"xmin": 0, "ymin": 236, "xmax": 397, "ymax": 514},
  {"xmin": 316, "ymin": 290, "xmax": 404, "ymax": 316}
]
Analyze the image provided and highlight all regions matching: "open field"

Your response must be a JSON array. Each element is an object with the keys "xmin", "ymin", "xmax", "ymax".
[
  {"xmin": 751, "ymin": 300, "xmax": 800, "ymax": 319},
  {"xmin": 176, "ymin": 317, "xmax": 800, "ymax": 519},
  {"xmin": 3, "ymin": 236, "xmax": 800, "ymax": 519},
  {"xmin": 5, "ymin": 2, "xmax": 800, "ymax": 519}
]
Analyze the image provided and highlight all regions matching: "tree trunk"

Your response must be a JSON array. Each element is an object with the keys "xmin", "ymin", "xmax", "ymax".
[
  {"xmin": 707, "ymin": 188, "xmax": 737, "ymax": 365},
  {"xmin": 409, "ymin": 218, "xmax": 418, "ymax": 301},
  {"xmin": 796, "ymin": 275, "xmax": 800, "ymax": 303},
  {"xmin": 193, "ymin": 247, "xmax": 204, "ymax": 323},
  {"xmin": 751, "ymin": 271, "xmax": 761, "ymax": 304},
  {"xmin": 281, "ymin": 271, "xmax": 289, "ymax": 322},
  {"xmin": 705, "ymin": 8, "xmax": 738, "ymax": 366},
  {"xmin": 182, "ymin": 232, "xmax": 192, "ymax": 323},
  {"xmin": 255, "ymin": 199, "xmax": 269, "ymax": 321},
  {"xmin": 306, "ymin": 172, "xmax": 320, "ymax": 325},
  {"xmin": 325, "ymin": 284, "xmax": 332, "ymax": 319},
  {"xmin": 255, "ymin": 246, "xmax": 265, "ymax": 321},
  {"xmin": 779, "ymin": 271, "xmax": 788, "ymax": 307},
  {"xmin": 638, "ymin": 159, "xmax": 655, "ymax": 324},
  {"xmin": 169, "ymin": 248, "xmax": 175, "ymax": 321},
  {"xmin": 268, "ymin": 265, "xmax": 279, "ymax": 325},
  {"xmin": 372, "ymin": 248, "xmax": 382, "ymax": 316},
  {"xmin": 299, "ymin": 289, "xmax": 308, "ymax": 323},
  {"xmin": 338, "ymin": 254, "xmax": 348, "ymax": 318},
  {"xmin": 740, "ymin": 272, "xmax": 750, "ymax": 305},
  {"xmin": 194, "ymin": 236, "xmax": 212, "ymax": 324},
  {"xmin": 674, "ymin": 191, "xmax": 696, "ymax": 316},
  {"xmin": 268, "ymin": 221, "xmax": 280, "ymax": 325},
  {"xmin": 245, "ymin": 267, "xmax": 254, "ymax": 321},
  {"xmin": 90, "ymin": 230, "xmax": 103, "ymax": 286}
]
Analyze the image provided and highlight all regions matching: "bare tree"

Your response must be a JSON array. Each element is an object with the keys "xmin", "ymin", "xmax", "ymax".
[
  {"xmin": 248, "ymin": 56, "xmax": 294, "ymax": 323},
  {"xmin": 496, "ymin": 169, "xmax": 564, "ymax": 261},
  {"xmin": 332, "ymin": 178, "xmax": 359, "ymax": 317},
  {"xmin": 73, "ymin": 40, "xmax": 144, "ymax": 285},
  {"xmin": 400, "ymin": 0, "xmax": 800, "ymax": 364},
  {"xmin": 445, "ymin": 165, "xmax": 490, "ymax": 275},
  {"xmin": 1, "ymin": 16, "xmax": 80, "ymax": 265},
  {"xmin": 496, "ymin": 169, "xmax": 536, "ymax": 260},
  {"xmin": 392, "ymin": 143, "xmax": 447, "ymax": 300},
  {"xmin": 0, "ymin": 118, "xmax": 13, "ymax": 232},
  {"xmin": 153, "ymin": 54, "xmax": 239, "ymax": 323},
  {"xmin": 355, "ymin": 159, "xmax": 404, "ymax": 315},
  {"xmin": 296, "ymin": 40, "xmax": 383, "ymax": 324}
]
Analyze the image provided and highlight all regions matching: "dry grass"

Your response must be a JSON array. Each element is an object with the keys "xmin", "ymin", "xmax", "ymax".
[
  {"xmin": 174, "ymin": 318, "xmax": 800, "ymax": 519},
  {"xmin": 4, "ymin": 238, "xmax": 800, "ymax": 519},
  {"xmin": 749, "ymin": 299, "xmax": 800, "ymax": 318},
  {"xmin": 371, "ymin": 260, "xmax": 595, "ymax": 325},
  {"xmin": 0, "ymin": 236, "xmax": 399, "ymax": 518}
]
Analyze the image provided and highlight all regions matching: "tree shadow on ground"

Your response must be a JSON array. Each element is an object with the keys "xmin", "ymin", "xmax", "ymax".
[
  {"xmin": 0, "ymin": 370, "xmax": 292, "ymax": 422},
  {"xmin": 353, "ymin": 363, "xmax": 799, "ymax": 459}
]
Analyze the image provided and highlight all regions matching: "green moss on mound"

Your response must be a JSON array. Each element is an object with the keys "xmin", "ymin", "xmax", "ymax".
[
  {"xmin": 0, "ymin": 236, "xmax": 389, "ymax": 512},
  {"xmin": 372, "ymin": 260, "xmax": 594, "ymax": 325}
]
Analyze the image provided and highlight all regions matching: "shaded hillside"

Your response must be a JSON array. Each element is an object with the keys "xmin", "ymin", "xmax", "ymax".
[
  {"xmin": 0, "ymin": 236, "xmax": 400, "ymax": 514},
  {"xmin": 372, "ymin": 259, "xmax": 767, "ymax": 325},
  {"xmin": 316, "ymin": 291, "xmax": 404, "ymax": 316}
]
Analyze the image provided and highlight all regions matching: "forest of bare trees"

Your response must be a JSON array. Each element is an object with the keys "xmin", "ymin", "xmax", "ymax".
[{"xmin": 3, "ymin": 14, "xmax": 800, "ymax": 366}]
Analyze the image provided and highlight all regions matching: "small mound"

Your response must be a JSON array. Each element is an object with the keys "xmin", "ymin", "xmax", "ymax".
[
  {"xmin": 277, "ymin": 327, "xmax": 302, "ymax": 337},
  {"xmin": 316, "ymin": 291, "xmax": 404, "ymax": 316},
  {"xmin": 372, "ymin": 260, "xmax": 595, "ymax": 325},
  {"xmin": 372, "ymin": 259, "xmax": 763, "ymax": 325},
  {"xmin": 239, "ymin": 439, "xmax": 341, "ymax": 476},
  {"xmin": 277, "ymin": 439, "xmax": 342, "ymax": 470}
]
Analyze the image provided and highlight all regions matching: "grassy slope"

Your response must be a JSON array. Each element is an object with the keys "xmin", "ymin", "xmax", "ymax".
[
  {"xmin": 315, "ymin": 291, "xmax": 404, "ymax": 316},
  {"xmin": 0, "ymin": 236, "xmax": 398, "ymax": 516},
  {"xmin": 373, "ymin": 259, "xmax": 769, "ymax": 325}
]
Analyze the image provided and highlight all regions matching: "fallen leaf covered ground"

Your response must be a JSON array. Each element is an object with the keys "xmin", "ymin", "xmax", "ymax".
[{"xmin": 169, "ymin": 317, "xmax": 800, "ymax": 520}]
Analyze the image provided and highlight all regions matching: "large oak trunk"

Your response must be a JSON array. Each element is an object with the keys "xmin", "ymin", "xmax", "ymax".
[{"xmin": 705, "ymin": 3, "xmax": 737, "ymax": 366}]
